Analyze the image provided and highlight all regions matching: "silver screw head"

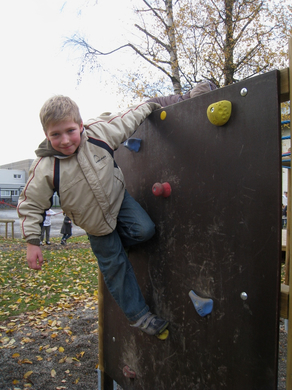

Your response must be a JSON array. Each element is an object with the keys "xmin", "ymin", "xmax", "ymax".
[
  {"xmin": 240, "ymin": 88, "xmax": 248, "ymax": 97},
  {"xmin": 240, "ymin": 292, "xmax": 248, "ymax": 300}
]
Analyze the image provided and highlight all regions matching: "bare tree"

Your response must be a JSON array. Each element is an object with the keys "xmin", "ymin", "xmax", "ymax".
[{"xmin": 64, "ymin": 0, "xmax": 292, "ymax": 98}]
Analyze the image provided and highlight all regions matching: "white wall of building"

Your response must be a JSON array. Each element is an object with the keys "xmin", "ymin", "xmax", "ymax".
[
  {"xmin": 0, "ymin": 169, "xmax": 26, "ymax": 187},
  {"xmin": 0, "ymin": 169, "xmax": 26, "ymax": 202}
]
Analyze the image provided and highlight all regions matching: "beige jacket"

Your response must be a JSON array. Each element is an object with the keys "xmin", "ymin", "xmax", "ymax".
[{"xmin": 17, "ymin": 102, "xmax": 160, "ymax": 244}]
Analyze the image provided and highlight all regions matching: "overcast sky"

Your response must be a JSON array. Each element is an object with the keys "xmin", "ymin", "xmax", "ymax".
[{"xmin": 0, "ymin": 0, "xmax": 135, "ymax": 166}]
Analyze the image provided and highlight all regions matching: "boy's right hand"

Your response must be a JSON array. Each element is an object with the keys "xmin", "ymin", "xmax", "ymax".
[{"xmin": 27, "ymin": 243, "xmax": 44, "ymax": 270}]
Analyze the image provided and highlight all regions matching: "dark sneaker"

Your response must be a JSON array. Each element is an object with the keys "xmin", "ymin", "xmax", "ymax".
[
  {"xmin": 61, "ymin": 240, "xmax": 66, "ymax": 245},
  {"xmin": 46, "ymin": 241, "xmax": 51, "ymax": 245},
  {"xmin": 131, "ymin": 312, "xmax": 169, "ymax": 336}
]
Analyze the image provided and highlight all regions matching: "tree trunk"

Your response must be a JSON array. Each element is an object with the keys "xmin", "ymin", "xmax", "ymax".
[
  {"xmin": 165, "ymin": 0, "xmax": 181, "ymax": 94},
  {"xmin": 223, "ymin": 0, "xmax": 235, "ymax": 85}
]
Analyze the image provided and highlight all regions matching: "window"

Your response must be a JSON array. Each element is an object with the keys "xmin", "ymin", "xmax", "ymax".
[
  {"xmin": 0, "ymin": 190, "xmax": 10, "ymax": 197},
  {"xmin": 13, "ymin": 174, "xmax": 22, "ymax": 179}
]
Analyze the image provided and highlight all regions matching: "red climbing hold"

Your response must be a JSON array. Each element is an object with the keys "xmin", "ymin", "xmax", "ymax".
[
  {"xmin": 152, "ymin": 182, "xmax": 172, "ymax": 198},
  {"xmin": 123, "ymin": 365, "xmax": 136, "ymax": 378}
]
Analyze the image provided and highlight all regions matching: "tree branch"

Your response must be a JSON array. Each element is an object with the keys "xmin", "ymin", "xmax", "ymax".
[
  {"xmin": 64, "ymin": 34, "xmax": 174, "ymax": 82},
  {"xmin": 134, "ymin": 24, "xmax": 171, "ymax": 52}
]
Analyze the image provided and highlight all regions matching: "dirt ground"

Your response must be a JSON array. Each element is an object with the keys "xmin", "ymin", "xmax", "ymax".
[
  {"xmin": 0, "ymin": 302, "xmax": 99, "ymax": 390},
  {"xmin": 0, "ymin": 307, "xmax": 288, "ymax": 390},
  {"xmin": 0, "ymin": 239, "xmax": 288, "ymax": 390}
]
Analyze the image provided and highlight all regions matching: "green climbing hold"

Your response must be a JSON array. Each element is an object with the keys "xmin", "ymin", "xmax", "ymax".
[{"xmin": 207, "ymin": 100, "xmax": 232, "ymax": 126}]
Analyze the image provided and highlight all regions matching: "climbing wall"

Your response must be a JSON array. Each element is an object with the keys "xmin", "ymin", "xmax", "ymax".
[{"xmin": 102, "ymin": 70, "xmax": 282, "ymax": 390}]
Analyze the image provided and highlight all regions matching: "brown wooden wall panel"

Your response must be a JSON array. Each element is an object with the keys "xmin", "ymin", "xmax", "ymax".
[{"xmin": 102, "ymin": 70, "xmax": 282, "ymax": 390}]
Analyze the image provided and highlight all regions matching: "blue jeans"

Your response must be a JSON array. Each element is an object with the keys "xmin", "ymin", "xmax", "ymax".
[
  {"xmin": 62, "ymin": 234, "xmax": 72, "ymax": 240},
  {"xmin": 88, "ymin": 190, "xmax": 155, "ymax": 322}
]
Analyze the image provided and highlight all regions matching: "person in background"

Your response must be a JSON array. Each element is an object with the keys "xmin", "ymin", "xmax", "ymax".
[
  {"xmin": 283, "ymin": 191, "xmax": 288, "ymax": 210},
  {"xmin": 146, "ymin": 81, "xmax": 217, "ymax": 107},
  {"xmin": 282, "ymin": 191, "xmax": 288, "ymax": 228},
  {"xmin": 40, "ymin": 208, "xmax": 56, "ymax": 245},
  {"xmin": 61, "ymin": 214, "xmax": 72, "ymax": 245}
]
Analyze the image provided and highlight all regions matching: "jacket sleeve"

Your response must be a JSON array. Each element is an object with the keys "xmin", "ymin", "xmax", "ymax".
[
  {"xmin": 146, "ymin": 95, "xmax": 181, "ymax": 107},
  {"xmin": 84, "ymin": 102, "xmax": 161, "ymax": 150},
  {"xmin": 17, "ymin": 157, "xmax": 55, "ymax": 243},
  {"xmin": 178, "ymin": 91, "xmax": 191, "ymax": 102}
]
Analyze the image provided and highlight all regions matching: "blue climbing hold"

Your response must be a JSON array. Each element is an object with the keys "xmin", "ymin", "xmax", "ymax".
[
  {"xmin": 123, "ymin": 138, "xmax": 142, "ymax": 152},
  {"xmin": 189, "ymin": 290, "xmax": 213, "ymax": 317}
]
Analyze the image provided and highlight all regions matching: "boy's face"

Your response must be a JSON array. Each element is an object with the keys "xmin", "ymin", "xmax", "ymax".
[{"xmin": 46, "ymin": 120, "xmax": 83, "ymax": 155}]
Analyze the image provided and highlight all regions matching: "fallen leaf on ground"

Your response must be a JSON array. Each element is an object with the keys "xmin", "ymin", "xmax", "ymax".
[
  {"xmin": 19, "ymin": 358, "xmax": 33, "ymax": 364},
  {"xmin": 23, "ymin": 371, "xmax": 33, "ymax": 379}
]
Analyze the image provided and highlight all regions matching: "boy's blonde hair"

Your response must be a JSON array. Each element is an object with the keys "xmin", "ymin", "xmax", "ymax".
[{"xmin": 39, "ymin": 95, "xmax": 82, "ymax": 132}]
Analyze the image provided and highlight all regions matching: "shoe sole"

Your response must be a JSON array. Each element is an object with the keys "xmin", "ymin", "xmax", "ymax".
[{"xmin": 156, "ymin": 321, "xmax": 169, "ymax": 335}]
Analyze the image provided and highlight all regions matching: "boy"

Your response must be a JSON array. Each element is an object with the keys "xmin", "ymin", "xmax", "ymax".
[{"xmin": 17, "ymin": 95, "xmax": 169, "ymax": 336}]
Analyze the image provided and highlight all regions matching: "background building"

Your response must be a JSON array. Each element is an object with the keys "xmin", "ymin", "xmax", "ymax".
[
  {"xmin": 0, "ymin": 168, "xmax": 26, "ymax": 205},
  {"xmin": 0, "ymin": 159, "xmax": 34, "ymax": 182},
  {"xmin": 0, "ymin": 159, "xmax": 60, "ymax": 206}
]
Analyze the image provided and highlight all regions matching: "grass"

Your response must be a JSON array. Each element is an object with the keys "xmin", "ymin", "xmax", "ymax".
[
  {"xmin": 0, "ymin": 236, "xmax": 99, "ymax": 322},
  {"xmin": 0, "ymin": 233, "xmax": 287, "ymax": 322}
]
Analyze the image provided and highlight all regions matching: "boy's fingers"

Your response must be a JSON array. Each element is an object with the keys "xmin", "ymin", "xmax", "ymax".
[
  {"xmin": 27, "ymin": 255, "xmax": 44, "ymax": 270},
  {"xmin": 38, "ymin": 256, "xmax": 44, "ymax": 267},
  {"xmin": 27, "ymin": 259, "xmax": 42, "ymax": 270},
  {"xmin": 27, "ymin": 262, "xmax": 39, "ymax": 270}
]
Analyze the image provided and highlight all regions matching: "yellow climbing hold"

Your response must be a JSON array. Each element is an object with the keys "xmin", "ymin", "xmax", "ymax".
[
  {"xmin": 207, "ymin": 100, "xmax": 232, "ymax": 126},
  {"xmin": 156, "ymin": 329, "xmax": 169, "ymax": 340},
  {"xmin": 160, "ymin": 110, "xmax": 167, "ymax": 120}
]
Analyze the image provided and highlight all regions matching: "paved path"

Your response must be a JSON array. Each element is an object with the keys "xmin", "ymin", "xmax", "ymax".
[{"xmin": 0, "ymin": 208, "xmax": 86, "ymax": 239}]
